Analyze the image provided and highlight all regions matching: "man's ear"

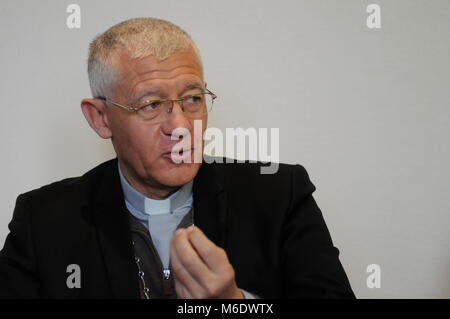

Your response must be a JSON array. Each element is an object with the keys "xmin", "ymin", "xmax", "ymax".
[{"xmin": 80, "ymin": 98, "xmax": 112, "ymax": 139}]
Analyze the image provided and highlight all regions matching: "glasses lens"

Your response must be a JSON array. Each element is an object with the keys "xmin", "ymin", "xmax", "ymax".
[
  {"xmin": 182, "ymin": 94, "xmax": 214, "ymax": 118},
  {"xmin": 136, "ymin": 93, "xmax": 215, "ymax": 121},
  {"xmin": 137, "ymin": 100, "xmax": 167, "ymax": 120},
  {"xmin": 205, "ymin": 94, "xmax": 214, "ymax": 112}
]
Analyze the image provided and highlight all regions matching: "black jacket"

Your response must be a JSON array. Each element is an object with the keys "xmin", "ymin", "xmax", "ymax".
[{"xmin": 0, "ymin": 158, "xmax": 355, "ymax": 298}]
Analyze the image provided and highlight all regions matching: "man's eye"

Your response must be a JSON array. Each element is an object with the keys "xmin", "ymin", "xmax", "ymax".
[
  {"xmin": 142, "ymin": 101, "xmax": 162, "ymax": 110},
  {"xmin": 185, "ymin": 95, "xmax": 202, "ymax": 103}
]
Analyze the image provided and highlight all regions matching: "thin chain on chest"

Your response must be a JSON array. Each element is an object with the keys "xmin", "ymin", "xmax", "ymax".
[{"xmin": 132, "ymin": 210, "xmax": 194, "ymax": 299}]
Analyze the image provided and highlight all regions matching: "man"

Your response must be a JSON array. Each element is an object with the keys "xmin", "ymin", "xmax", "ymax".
[{"xmin": 0, "ymin": 18, "xmax": 354, "ymax": 299}]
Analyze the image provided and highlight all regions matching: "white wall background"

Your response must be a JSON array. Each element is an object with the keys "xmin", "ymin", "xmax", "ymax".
[{"xmin": 0, "ymin": 0, "xmax": 449, "ymax": 298}]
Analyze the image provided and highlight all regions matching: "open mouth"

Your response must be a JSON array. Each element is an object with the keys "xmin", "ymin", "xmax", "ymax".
[
  {"xmin": 173, "ymin": 149, "xmax": 190, "ymax": 156},
  {"xmin": 163, "ymin": 148, "xmax": 194, "ymax": 163}
]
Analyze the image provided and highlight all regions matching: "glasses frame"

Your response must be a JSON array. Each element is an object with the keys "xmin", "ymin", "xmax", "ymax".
[{"xmin": 96, "ymin": 87, "xmax": 217, "ymax": 119}]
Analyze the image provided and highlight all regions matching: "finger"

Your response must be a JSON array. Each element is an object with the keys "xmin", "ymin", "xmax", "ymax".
[
  {"xmin": 174, "ymin": 276, "xmax": 192, "ymax": 299},
  {"xmin": 170, "ymin": 239, "xmax": 205, "ymax": 298},
  {"xmin": 171, "ymin": 228, "xmax": 213, "ymax": 289},
  {"xmin": 186, "ymin": 226, "xmax": 229, "ymax": 273}
]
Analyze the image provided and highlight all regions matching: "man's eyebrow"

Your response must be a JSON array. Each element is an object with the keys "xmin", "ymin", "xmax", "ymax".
[
  {"xmin": 185, "ymin": 82, "xmax": 203, "ymax": 91},
  {"xmin": 131, "ymin": 88, "xmax": 160, "ymax": 104},
  {"xmin": 132, "ymin": 82, "xmax": 204, "ymax": 103}
]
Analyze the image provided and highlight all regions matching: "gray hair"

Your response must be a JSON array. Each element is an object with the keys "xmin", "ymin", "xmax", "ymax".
[{"xmin": 87, "ymin": 17, "xmax": 203, "ymax": 98}]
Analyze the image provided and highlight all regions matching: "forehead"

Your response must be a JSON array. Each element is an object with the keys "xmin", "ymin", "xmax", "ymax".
[{"xmin": 113, "ymin": 49, "xmax": 203, "ymax": 98}]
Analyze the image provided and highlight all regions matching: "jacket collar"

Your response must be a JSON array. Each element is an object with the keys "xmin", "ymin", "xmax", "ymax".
[
  {"xmin": 90, "ymin": 158, "xmax": 140, "ymax": 298},
  {"xmin": 193, "ymin": 158, "xmax": 228, "ymax": 249}
]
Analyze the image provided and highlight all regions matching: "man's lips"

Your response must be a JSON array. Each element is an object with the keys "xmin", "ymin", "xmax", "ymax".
[
  {"xmin": 162, "ymin": 148, "xmax": 194, "ymax": 161},
  {"xmin": 162, "ymin": 147, "xmax": 194, "ymax": 156}
]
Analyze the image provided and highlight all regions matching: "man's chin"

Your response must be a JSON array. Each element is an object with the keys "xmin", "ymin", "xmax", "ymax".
[{"xmin": 157, "ymin": 161, "xmax": 201, "ymax": 187}]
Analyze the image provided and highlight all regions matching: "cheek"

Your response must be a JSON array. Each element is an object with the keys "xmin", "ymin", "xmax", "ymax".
[
  {"xmin": 112, "ymin": 119, "xmax": 161, "ymax": 159},
  {"xmin": 130, "ymin": 126, "xmax": 162, "ymax": 158}
]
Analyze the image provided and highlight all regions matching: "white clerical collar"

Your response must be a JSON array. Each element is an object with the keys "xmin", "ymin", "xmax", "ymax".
[{"xmin": 118, "ymin": 162, "xmax": 193, "ymax": 216}]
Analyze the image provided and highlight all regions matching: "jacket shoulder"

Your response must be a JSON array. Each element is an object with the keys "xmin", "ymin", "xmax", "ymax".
[
  {"xmin": 203, "ymin": 157, "xmax": 315, "ymax": 198},
  {"xmin": 206, "ymin": 156, "xmax": 312, "ymax": 180},
  {"xmin": 16, "ymin": 158, "xmax": 117, "ymax": 210}
]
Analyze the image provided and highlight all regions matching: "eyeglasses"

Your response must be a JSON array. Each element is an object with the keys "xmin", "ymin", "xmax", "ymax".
[{"xmin": 96, "ymin": 87, "xmax": 217, "ymax": 122}]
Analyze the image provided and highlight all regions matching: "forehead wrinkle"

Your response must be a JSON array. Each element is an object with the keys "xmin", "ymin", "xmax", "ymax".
[
  {"xmin": 116, "ymin": 66, "xmax": 201, "ymax": 101},
  {"xmin": 113, "ymin": 49, "xmax": 203, "ymax": 100},
  {"xmin": 134, "ymin": 63, "xmax": 200, "ymax": 76},
  {"xmin": 131, "ymin": 74, "xmax": 203, "ymax": 100},
  {"xmin": 131, "ymin": 67, "xmax": 201, "ymax": 87}
]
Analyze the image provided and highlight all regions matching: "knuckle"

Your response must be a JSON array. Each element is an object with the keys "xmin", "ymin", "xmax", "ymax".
[
  {"xmin": 222, "ymin": 266, "xmax": 235, "ymax": 284},
  {"xmin": 206, "ymin": 283, "xmax": 222, "ymax": 298},
  {"xmin": 217, "ymin": 247, "xmax": 228, "ymax": 260},
  {"xmin": 223, "ymin": 273, "xmax": 233, "ymax": 285}
]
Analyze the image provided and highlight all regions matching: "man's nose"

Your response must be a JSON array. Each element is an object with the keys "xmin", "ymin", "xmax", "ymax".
[{"xmin": 161, "ymin": 102, "xmax": 192, "ymax": 137}]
